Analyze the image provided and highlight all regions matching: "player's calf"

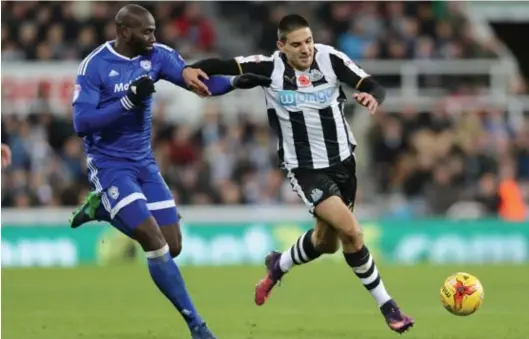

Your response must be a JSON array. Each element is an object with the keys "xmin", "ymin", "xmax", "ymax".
[
  {"xmin": 276, "ymin": 219, "xmax": 338, "ymax": 276},
  {"xmin": 133, "ymin": 217, "xmax": 214, "ymax": 335},
  {"xmin": 112, "ymin": 199, "xmax": 214, "ymax": 337},
  {"xmin": 313, "ymin": 220, "xmax": 340, "ymax": 254},
  {"xmin": 277, "ymin": 228, "xmax": 322, "ymax": 276},
  {"xmin": 314, "ymin": 196, "xmax": 414, "ymax": 332},
  {"xmin": 335, "ymin": 212, "xmax": 392, "ymax": 308},
  {"xmin": 340, "ymin": 234, "xmax": 392, "ymax": 308},
  {"xmin": 339, "ymin": 216, "xmax": 414, "ymax": 333}
]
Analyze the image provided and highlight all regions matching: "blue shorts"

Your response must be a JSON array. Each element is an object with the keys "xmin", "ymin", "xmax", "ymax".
[{"xmin": 86, "ymin": 157, "xmax": 179, "ymax": 236}]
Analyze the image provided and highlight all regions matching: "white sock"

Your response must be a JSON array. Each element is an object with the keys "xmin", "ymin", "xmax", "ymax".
[
  {"xmin": 370, "ymin": 280, "xmax": 392, "ymax": 307},
  {"xmin": 278, "ymin": 230, "xmax": 321, "ymax": 273},
  {"xmin": 279, "ymin": 251, "xmax": 294, "ymax": 272},
  {"xmin": 353, "ymin": 254, "xmax": 392, "ymax": 307}
]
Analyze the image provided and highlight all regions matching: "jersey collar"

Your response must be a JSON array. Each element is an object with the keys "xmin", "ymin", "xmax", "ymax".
[{"xmin": 105, "ymin": 41, "xmax": 141, "ymax": 61}]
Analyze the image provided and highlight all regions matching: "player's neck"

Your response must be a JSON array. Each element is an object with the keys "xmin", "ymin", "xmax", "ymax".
[
  {"xmin": 287, "ymin": 60, "xmax": 309, "ymax": 72},
  {"xmin": 113, "ymin": 39, "xmax": 138, "ymax": 59}
]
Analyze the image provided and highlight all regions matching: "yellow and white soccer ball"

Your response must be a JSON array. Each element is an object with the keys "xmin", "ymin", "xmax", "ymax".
[{"xmin": 440, "ymin": 272, "xmax": 484, "ymax": 316}]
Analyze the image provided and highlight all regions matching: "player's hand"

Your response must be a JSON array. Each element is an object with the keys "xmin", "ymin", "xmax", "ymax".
[
  {"xmin": 233, "ymin": 73, "xmax": 272, "ymax": 89},
  {"xmin": 126, "ymin": 75, "xmax": 156, "ymax": 106},
  {"xmin": 190, "ymin": 88, "xmax": 209, "ymax": 98},
  {"xmin": 1, "ymin": 143, "xmax": 12, "ymax": 169},
  {"xmin": 182, "ymin": 67, "xmax": 211, "ymax": 97},
  {"xmin": 353, "ymin": 92, "xmax": 378, "ymax": 115}
]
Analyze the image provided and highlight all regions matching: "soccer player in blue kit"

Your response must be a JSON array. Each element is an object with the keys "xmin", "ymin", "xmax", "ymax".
[{"xmin": 69, "ymin": 4, "xmax": 271, "ymax": 339}]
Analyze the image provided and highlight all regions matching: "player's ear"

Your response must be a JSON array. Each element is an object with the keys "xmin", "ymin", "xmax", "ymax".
[
  {"xmin": 121, "ymin": 27, "xmax": 132, "ymax": 42},
  {"xmin": 277, "ymin": 40, "xmax": 284, "ymax": 52}
]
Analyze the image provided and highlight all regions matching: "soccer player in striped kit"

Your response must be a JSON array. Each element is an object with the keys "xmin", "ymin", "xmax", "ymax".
[{"xmin": 189, "ymin": 14, "xmax": 414, "ymax": 334}]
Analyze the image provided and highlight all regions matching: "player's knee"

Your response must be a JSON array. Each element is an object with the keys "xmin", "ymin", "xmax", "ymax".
[
  {"xmin": 338, "ymin": 228, "xmax": 364, "ymax": 251},
  {"xmin": 168, "ymin": 242, "xmax": 182, "ymax": 258},
  {"xmin": 133, "ymin": 217, "xmax": 167, "ymax": 252}
]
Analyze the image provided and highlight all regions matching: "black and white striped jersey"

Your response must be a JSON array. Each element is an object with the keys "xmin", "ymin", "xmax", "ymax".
[{"xmin": 234, "ymin": 43, "xmax": 370, "ymax": 170}]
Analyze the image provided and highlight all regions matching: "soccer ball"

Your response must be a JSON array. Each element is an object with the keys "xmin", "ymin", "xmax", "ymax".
[{"xmin": 440, "ymin": 272, "xmax": 484, "ymax": 316}]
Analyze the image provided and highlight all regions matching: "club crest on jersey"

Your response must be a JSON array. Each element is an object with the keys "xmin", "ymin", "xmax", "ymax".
[
  {"xmin": 140, "ymin": 60, "xmax": 152, "ymax": 71},
  {"xmin": 309, "ymin": 69, "xmax": 324, "ymax": 82},
  {"xmin": 297, "ymin": 75, "xmax": 311, "ymax": 87},
  {"xmin": 108, "ymin": 186, "xmax": 119, "ymax": 200},
  {"xmin": 72, "ymin": 84, "xmax": 81, "ymax": 102}
]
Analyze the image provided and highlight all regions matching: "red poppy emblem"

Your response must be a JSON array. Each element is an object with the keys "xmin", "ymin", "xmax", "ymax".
[{"xmin": 297, "ymin": 75, "xmax": 311, "ymax": 87}]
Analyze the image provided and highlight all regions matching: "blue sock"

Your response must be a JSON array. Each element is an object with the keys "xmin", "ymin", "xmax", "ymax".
[{"xmin": 147, "ymin": 245, "xmax": 203, "ymax": 329}]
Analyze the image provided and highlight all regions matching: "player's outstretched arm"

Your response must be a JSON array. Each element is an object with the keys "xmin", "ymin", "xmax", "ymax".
[
  {"xmin": 182, "ymin": 55, "xmax": 274, "ymax": 96},
  {"xmin": 190, "ymin": 55, "xmax": 275, "ymax": 77},
  {"xmin": 157, "ymin": 45, "xmax": 233, "ymax": 96},
  {"xmin": 182, "ymin": 68, "xmax": 271, "ymax": 97},
  {"xmin": 189, "ymin": 58, "xmax": 242, "ymax": 76},
  {"xmin": 158, "ymin": 45, "xmax": 270, "ymax": 97}
]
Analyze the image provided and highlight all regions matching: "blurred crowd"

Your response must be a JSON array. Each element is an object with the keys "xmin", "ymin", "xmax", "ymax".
[
  {"xmin": 369, "ymin": 104, "xmax": 529, "ymax": 220},
  {"xmin": 219, "ymin": 1, "xmax": 498, "ymax": 59},
  {"xmin": 2, "ymin": 1, "xmax": 217, "ymax": 61},
  {"xmin": 2, "ymin": 1, "xmax": 498, "ymax": 62},
  {"xmin": 3, "ymin": 94, "xmax": 529, "ymax": 220},
  {"xmin": 2, "ymin": 1, "xmax": 527, "ymax": 220}
]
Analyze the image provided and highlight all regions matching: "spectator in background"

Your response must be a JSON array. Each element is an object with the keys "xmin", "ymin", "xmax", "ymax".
[
  {"xmin": 194, "ymin": 103, "xmax": 226, "ymax": 149},
  {"xmin": 18, "ymin": 22, "xmax": 38, "ymax": 60},
  {"xmin": 416, "ymin": 2, "xmax": 436, "ymax": 37},
  {"xmin": 326, "ymin": 2, "xmax": 352, "ymax": 42},
  {"xmin": 498, "ymin": 161, "xmax": 527, "ymax": 221},
  {"xmin": 257, "ymin": 5, "xmax": 287, "ymax": 54},
  {"xmin": 424, "ymin": 162, "xmax": 461, "ymax": 215},
  {"xmin": 77, "ymin": 26, "xmax": 98, "ymax": 58},
  {"xmin": 515, "ymin": 121, "xmax": 529, "ymax": 180},
  {"xmin": 353, "ymin": 3, "xmax": 383, "ymax": 41},
  {"xmin": 1, "ymin": 144, "xmax": 12, "ymax": 169},
  {"xmin": 174, "ymin": 3, "xmax": 215, "ymax": 53},
  {"xmin": 414, "ymin": 36, "xmax": 436, "ymax": 59},
  {"xmin": 338, "ymin": 21, "xmax": 373, "ymax": 60},
  {"xmin": 1, "ymin": 120, "xmax": 11, "ymax": 169},
  {"xmin": 474, "ymin": 172, "xmax": 501, "ymax": 215},
  {"xmin": 170, "ymin": 125, "xmax": 198, "ymax": 167},
  {"xmin": 369, "ymin": 115, "xmax": 406, "ymax": 192}
]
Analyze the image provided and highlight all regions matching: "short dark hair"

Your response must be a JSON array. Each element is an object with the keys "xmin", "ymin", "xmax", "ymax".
[{"xmin": 277, "ymin": 14, "xmax": 310, "ymax": 42}]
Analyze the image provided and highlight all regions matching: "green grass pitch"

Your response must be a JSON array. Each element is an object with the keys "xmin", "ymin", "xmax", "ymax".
[{"xmin": 2, "ymin": 263, "xmax": 529, "ymax": 339}]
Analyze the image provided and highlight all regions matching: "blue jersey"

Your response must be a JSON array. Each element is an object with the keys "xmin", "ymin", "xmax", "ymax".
[{"xmin": 72, "ymin": 41, "xmax": 233, "ymax": 165}]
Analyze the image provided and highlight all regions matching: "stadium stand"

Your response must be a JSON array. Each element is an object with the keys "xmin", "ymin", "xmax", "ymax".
[{"xmin": 2, "ymin": 1, "xmax": 528, "ymax": 220}]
